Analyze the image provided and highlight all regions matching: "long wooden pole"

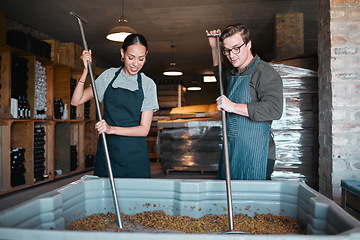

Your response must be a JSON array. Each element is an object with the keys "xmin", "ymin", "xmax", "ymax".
[
  {"xmin": 207, "ymin": 33, "xmax": 234, "ymax": 231},
  {"xmin": 70, "ymin": 11, "xmax": 123, "ymax": 229}
]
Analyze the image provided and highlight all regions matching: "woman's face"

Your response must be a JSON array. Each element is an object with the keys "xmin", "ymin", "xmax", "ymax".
[{"xmin": 120, "ymin": 43, "xmax": 147, "ymax": 75}]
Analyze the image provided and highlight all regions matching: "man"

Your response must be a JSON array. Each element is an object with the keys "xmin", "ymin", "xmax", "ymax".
[{"xmin": 206, "ymin": 23, "xmax": 283, "ymax": 180}]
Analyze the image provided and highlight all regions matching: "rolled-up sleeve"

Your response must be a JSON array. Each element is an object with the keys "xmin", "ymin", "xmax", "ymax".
[
  {"xmin": 141, "ymin": 74, "xmax": 159, "ymax": 112},
  {"xmin": 247, "ymin": 64, "xmax": 283, "ymax": 122},
  {"xmin": 94, "ymin": 69, "xmax": 113, "ymax": 103}
]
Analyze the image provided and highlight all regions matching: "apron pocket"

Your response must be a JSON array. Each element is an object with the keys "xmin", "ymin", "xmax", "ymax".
[{"xmin": 226, "ymin": 113, "xmax": 238, "ymax": 140}]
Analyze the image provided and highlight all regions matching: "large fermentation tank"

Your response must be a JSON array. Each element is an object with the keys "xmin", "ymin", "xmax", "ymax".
[{"xmin": 0, "ymin": 177, "xmax": 359, "ymax": 239}]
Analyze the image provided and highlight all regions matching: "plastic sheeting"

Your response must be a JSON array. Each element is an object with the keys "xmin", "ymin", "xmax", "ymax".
[
  {"xmin": 158, "ymin": 63, "xmax": 319, "ymax": 189},
  {"xmin": 158, "ymin": 118, "xmax": 222, "ymax": 172},
  {"xmin": 271, "ymin": 64, "xmax": 319, "ymax": 189}
]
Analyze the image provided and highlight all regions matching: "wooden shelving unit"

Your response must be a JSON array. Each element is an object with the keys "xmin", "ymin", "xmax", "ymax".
[
  {"xmin": 0, "ymin": 13, "xmax": 159, "ymax": 194},
  {"xmin": 0, "ymin": 35, "xmax": 101, "ymax": 195}
]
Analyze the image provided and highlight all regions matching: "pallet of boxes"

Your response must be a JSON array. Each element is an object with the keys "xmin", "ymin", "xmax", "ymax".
[
  {"xmin": 149, "ymin": 83, "xmax": 186, "ymax": 161},
  {"xmin": 157, "ymin": 104, "xmax": 222, "ymax": 174}
]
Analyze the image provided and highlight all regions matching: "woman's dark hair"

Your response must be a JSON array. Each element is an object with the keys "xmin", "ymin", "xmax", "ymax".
[
  {"xmin": 122, "ymin": 34, "xmax": 148, "ymax": 52},
  {"xmin": 220, "ymin": 23, "xmax": 251, "ymax": 44}
]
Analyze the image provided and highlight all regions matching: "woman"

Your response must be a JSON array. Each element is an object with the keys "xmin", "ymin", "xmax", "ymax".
[{"xmin": 71, "ymin": 34, "xmax": 159, "ymax": 178}]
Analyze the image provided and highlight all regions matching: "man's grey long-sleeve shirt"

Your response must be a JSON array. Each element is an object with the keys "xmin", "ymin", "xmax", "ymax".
[{"xmin": 213, "ymin": 55, "xmax": 283, "ymax": 160}]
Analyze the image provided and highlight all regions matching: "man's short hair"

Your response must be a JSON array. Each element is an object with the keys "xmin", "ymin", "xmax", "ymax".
[{"xmin": 220, "ymin": 23, "xmax": 251, "ymax": 44}]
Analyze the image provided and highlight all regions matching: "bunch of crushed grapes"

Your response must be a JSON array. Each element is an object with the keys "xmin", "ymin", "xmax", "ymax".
[{"xmin": 65, "ymin": 210, "xmax": 305, "ymax": 234}]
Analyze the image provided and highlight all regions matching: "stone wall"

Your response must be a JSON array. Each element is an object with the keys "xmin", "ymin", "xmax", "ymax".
[{"xmin": 318, "ymin": 0, "xmax": 360, "ymax": 202}]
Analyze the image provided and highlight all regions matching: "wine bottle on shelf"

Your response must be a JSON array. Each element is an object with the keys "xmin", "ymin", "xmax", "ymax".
[
  {"xmin": 23, "ymin": 96, "xmax": 28, "ymax": 119},
  {"xmin": 25, "ymin": 96, "xmax": 31, "ymax": 118},
  {"xmin": 17, "ymin": 96, "xmax": 23, "ymax": 119},
  {"xmin": 70, "ymin": 145, "xmax": 78, "ymax": 172},
  {"xmin": 10, "ymin": 147, "xmax": 26, "ymax": 187},
  {"xmin": 33, "ymin": 126, "xmax": 46, "ymax": 182}
]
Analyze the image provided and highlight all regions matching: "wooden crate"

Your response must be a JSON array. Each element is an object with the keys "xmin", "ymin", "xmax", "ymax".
[
  {"xmin": 43, "ymin": 60, "xmax": 54, "ymax": 119},
  {"xmin": 44, "ymin": 40, "xmax": 83, "ymax": 70},
  {"xmin": 54, "ymin": 65, "xmax": 84, "ymax": 120},
  {"xmin": 54, "ymin": 65, "xmax": 70, "ymax": 119},
  {"xmin": 84, "ymin": 120, "xmax": 98, "ymax": 157},
  {"xmin": 54, "ymin": 121, "xmax": 84, "ymax": 176},
  {"xmin": 0, "ymin": 121, "xmax": 11, "ymax": 194},
  {"xmin": 44, "ymin": 40, "xmax": 72, "ymax": 68},
  {"xmin": 70, "ymin": 121, "xmax": 84, "ymax": 171},
  {"xmin": 58, "ymin": 43, "xmax": 70, "ymax": 67},
  {"xmin": 64, "ymin": 42, "xmax": 83, "ymax": 71},
  {"xmin": 157, "ymin": 84, "xmax": 186, "ymax": 110},
  {"xmin": 0, "ymin": 48, "xmax": 11, "ymax": 118},
  {"xmin": 24, "ymin": 56, "xmax": 54, "ymax": 119},
  {"xmin": 54, "ymin": 122, "xmax": 71, "ymax": 175},
  {"xmin": 44, "ymin": 40, "xmax": 61, "ymax": 64},
  {"xmin": 34, "ymin": 121, "xmax": 55, "ymax": 182},
  {"xmin": 10, "ymin": 121, "xmax": 34, "ymax": 190}
]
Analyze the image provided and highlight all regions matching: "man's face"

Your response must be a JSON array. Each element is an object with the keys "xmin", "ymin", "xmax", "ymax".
[{"xmin": 222, "ymin": 33, "xmax": 252, "ymax": 70}]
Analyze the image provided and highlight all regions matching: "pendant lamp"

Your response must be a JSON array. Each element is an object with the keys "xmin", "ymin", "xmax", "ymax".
[
  {"xmin": 187, "ymin": 80, "xmax": 201, "ymax": 91},
  {"xmin": 203, "ymin": 75, "xmax": 217, "ymax": 82},
  {"xmin": 106, "ymin": 0, "xmax": 136, "ymax": 42},
  {"xmin": 163, "ymin": 44, "xmax": 183, "ymax": 76}
]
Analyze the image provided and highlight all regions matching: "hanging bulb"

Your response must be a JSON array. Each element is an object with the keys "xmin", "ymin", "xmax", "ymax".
[
  {"xmin": 106, "ymin": 0, "xmax": 136, "ymax": 42},
  {"xmin": 187, "ymin": 80, "xmax": 201, "ymax": 91},
  {"xmin": 163, "ymin": 44, "xmax": 183, "ymax": 76},
  {"xmin": 163, "ymin": 62, "xmax": 183, "ymax": 76}
]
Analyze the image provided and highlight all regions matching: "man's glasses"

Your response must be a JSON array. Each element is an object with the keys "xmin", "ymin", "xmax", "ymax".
[{"xmin": 222, "ymin": 42, "xmax": 246, "ymax": 56}]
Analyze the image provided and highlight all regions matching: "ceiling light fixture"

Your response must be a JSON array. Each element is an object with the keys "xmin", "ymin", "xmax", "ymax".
[
  {"xmin": 163, "ymin": 44, "xmax": 183, "ymax": 76},
  {"xmin": 187, "ymin": 80, "xmax": 201, "ymax": 91},
  {"xmin": 203, "ymin": 75, "xmax": 217, "ymax": 82},
  {"xmin": 106, "ymin": 0, "xmax": 136, "ymax": 42}
]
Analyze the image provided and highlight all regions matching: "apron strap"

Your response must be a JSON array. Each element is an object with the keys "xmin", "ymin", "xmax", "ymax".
[
  {"xmin": 110, "ymin": 67, "xmax": 142, "ymax": 90},
  {"xmin": 227, "ymin": 57, "xmax": 261, "ymax": 98},
  {"xmin": 109, "ymin": 67, "xmax": 123, "ymax": 86},
  {"xmin": 248, "ymin": 57, "xmax": 260, "ymax": 76},
  {"xmin": 137, "ymin": 72, "xmax": 142, "ymax": 90}
]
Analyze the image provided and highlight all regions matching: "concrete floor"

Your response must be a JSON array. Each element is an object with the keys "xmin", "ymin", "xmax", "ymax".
[{"xmin": 0, "ymin": 161, "xmax": 217, "ymax": 212}]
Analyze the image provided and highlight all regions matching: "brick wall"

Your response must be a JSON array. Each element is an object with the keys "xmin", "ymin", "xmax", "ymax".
[
  {"xmin": 318, "ymin": 0, "xmax": 360, "ymax": 202},
  {"xmin": 275, "ymin": 13, "xmax": 304, "ymax": 59}
]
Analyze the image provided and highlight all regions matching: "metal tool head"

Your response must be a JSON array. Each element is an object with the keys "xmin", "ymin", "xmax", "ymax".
[{"xmin": 70, "ymin": 11, "xmax": 87, "ymax": 23}]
